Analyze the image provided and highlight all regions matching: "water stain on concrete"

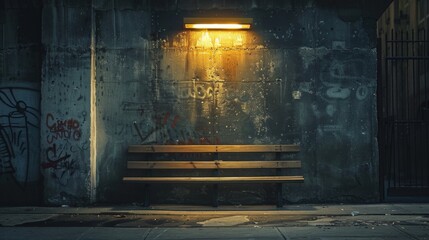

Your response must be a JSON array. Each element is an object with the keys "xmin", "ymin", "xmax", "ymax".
[{"xmin": 197, "ymin": 215, "xmax": 250, "ymax": 227}]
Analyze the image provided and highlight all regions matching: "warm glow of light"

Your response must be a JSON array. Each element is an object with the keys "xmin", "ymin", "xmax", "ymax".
[
  {"xmin": 196, "ymin": 31, "xmax": 213, "ymax": 48},
  {"xmin": 185, "ymin": 23, "xmax": 251, "ymax": 29},
  {"xmin": 214, "ymin": 37, "xmax": 221, "ymax": 47},
  {"xmin": 194, "ymin": 31, "xmax": 245, "ymax": 48}
]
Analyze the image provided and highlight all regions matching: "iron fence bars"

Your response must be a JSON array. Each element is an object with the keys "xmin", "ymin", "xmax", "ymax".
[{"xmin": 380, "ymin": 29, "xmax": 429, "ymax": 197}]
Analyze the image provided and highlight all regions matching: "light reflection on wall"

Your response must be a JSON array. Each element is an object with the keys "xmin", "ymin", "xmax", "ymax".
[
  {"xmin": 195, "ymin": 31, "xmax": 245, "ymax": 49},
  {"xmin": 159, "ymin": 29, "xmax": 266, "ymax": 140},
  {"xmin": 163, "ymin": 30, "xmax": 260, "ymax": 82}
]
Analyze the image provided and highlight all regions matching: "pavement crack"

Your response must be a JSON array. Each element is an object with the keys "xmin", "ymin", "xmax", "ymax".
[
  {"xmin": 392, "ymin": 224, "xmax": 420, "ymax": 240},
  {"xmin": 275, "ymin": 227, "xmax": 288, "ymax": 240},
  {"xmin": 152, "ymin": 228, "xmax": 168, "ymax": 240},
  {"xmin": 142, "ymin": 228, "xmax": 153, "ymax": 240}
]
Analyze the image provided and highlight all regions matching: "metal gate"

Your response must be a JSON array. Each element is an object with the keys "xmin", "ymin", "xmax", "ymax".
[{"xmin": 378, "ymin": 30, "xmax": 429, "ymax": 198}]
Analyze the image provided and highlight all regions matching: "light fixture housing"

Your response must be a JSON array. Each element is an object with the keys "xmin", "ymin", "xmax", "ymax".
[{"xmin": 184, "ymin": 17, "xmax": 253, "ymax": 30}]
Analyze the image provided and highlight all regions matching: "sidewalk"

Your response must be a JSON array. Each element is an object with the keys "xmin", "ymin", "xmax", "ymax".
[
  {"xmin": 1, "ymin": 203, "xmax": 429, "ymax": 239},
  {"xmin": 2, "ymin": 203, "xmax": 429, "ymax": 216}
]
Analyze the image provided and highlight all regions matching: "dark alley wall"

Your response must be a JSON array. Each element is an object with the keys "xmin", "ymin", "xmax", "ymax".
[
  {"xmin": 0, "ymin": 1, "xmax": 42, "ymax": 205},
  {"xmin": 94, "ymin": 1, "xmax": 152, "ymax": 203},
  {"xmin": 41, "ymin": 0, "xmax": 93, "ymax": 205},
  {"xmin": 2, "ymin": 0, "xmax": 379, "ymax": 205},
  {"xmin": 94, "ymin": 0, "xmax": 379, "ymax": 204}
]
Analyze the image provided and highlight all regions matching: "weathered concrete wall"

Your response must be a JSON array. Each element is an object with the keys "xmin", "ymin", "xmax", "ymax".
[
  {"xmin": 92, "ymin": 0, "xmax": 378, "ymax": 204},
  {"xmin": 41, "ymin": 1, "xmax": 92, "ymax": 205},
  {"xmin": 38, "ymin": 0, "xmax": 378, "ymax": 205},
  {"xmin": 146, "ymin": 2, "xmax": 378, "ymax": 204},
  {"xmin": 93, "ymin": 1, "xmax": 152, "ymax": 202},
  {"xmin": 0, "ymin": 1, "xmax": 42, "ymax": 205}
]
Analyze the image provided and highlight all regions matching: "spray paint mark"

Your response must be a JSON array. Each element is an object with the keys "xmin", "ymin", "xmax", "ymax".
[{"xmin": 0, "ymin": 87, "xmax": 40, "ymax": 187}]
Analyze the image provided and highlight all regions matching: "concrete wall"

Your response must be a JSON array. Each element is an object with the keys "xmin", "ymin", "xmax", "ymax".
[
  {"xmin": 144, "ymin": 3, "xmax": 377, "ymax": 204},
  {"xmin": 41, "ymin": 0, "xmax": 92, "ymax": 205},
  {"xmin": 0, "ymin": 1, "xmax": 42, "ymax": 205},
  {"xmin": 36, "ymin": 0, "xmax": 379, "ymax": 205},
  {"xmin": 93, "ymin": 0, "xmax": 152, "ymax": 202},
  {"xmin": 92, "ymin": 0, "xmax": 379, "ymax": 204}
]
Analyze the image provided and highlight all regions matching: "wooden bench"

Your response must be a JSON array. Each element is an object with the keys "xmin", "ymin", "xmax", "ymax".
[{"xmin": 123, "ymin": 145, "xmax": 304, "ymax": 207}]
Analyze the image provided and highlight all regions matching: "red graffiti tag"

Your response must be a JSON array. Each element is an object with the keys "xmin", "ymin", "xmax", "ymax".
[
  {"xmin": 46, "ymin": 113, "xmax": 82, "ymax": 144},
  {"xmin": 41, "ymin": 143, "xmax": 71, "ymax": 169}
]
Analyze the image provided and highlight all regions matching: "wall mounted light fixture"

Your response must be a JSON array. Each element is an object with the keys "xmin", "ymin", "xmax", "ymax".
[{"xmin": 184, "ymin": 18, "xmax": 253, "ymax": 30}]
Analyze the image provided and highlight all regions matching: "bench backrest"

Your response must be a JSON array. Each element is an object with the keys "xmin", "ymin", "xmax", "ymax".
[
  {"xmin": 127, "ymin": 144, "xmax": 301, "ymax": 170},
  {"xmin": 127, "ymin": 160, "xmax": 301, "ymax": 169},
  {"xmin": 128, "ymin": 144, "xmax": 300, "ymax": 153}
]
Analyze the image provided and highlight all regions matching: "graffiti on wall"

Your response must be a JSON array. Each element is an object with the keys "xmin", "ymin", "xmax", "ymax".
[
  {"xmin": 122, "ymin": 101, "xmax": 146, "ymax": 116},
  {"xmin": 298, "ymin": 49, "xmax": 375, "ymax": 102},
  {"xmin": 45, "ymin": 113, "xmax": 82, "ymax": 144},
  {"xmin": 319, "ymin": 58, "xmax": 374, "ymax": 103},
  {"xmin": 42, "ymin": 113, "xmax": 87, "ymax": 186},
  {"xmin": 177, "ymin": 82, "xmax": 217, "ymax": 100},
  {"xmin": 298, "ymin": 51, "xmax": 376, "ymax": 143},
  {"xmin": 126, "ymin": 107, "xmax": 219, "ymax": 144},
  {"xmin": 145, "ymin": 111, "xmax": 217, "ymax": 144},
  {"xmin": 0, "ymin": 87, "xmax": 40, "ymax": 187},
  {"xmin": 298, "ymin": 52, "xmax": 375, "ymax": 120}
]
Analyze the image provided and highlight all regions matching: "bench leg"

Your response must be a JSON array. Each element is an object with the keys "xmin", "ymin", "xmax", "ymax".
[
  {"xmin": 212, "ymin": 167, "xmax": 220, "ymax": 207},
  {"xmin": 276, "ymin": 183, "xmax": 283, "ymax": 208},
  {"xmin": 212, "ymin": 184, "xmax": 219, "ymax": 207},
  {"xmin": 276, "ymin": 166, "xmax": 284, "ymax": 208},
  {"xmin": 143, "ymin": 184, "xmax": 150, "ymax": 207}
]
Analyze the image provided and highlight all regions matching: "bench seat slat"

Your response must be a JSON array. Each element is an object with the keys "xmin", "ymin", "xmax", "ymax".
[
  {"xmin": 123, "ymin": 176, "xmax": 304, "ymax": 183},
  {"xmin": 129, "ymin": 145, "xmax": 216, "ymax": 153},
  {"xmin": 127, "ymin": 160, "xmax": 301, "ymax": 169},
  {"xmin": 216, "ymin": 145, "xmax": 299, "ymax": 153},
  {"xmin": 128, "ymin": 145, "xmax": 300, "ymax": 153}
]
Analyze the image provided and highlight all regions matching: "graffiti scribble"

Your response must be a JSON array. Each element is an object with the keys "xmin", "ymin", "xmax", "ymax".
[
  {"xmin": 0, "ymin": 87, "xmax": 40, "ymax": 187},
  {"xmin": 46, "ymin": 113, "xmax": 82, "ymax": 144}
]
